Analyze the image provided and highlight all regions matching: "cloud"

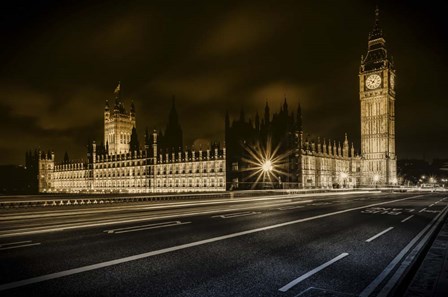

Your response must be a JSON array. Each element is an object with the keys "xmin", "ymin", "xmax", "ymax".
[
  {"xmin": 89, "ymin": 13, "xmax": 150, "ymax": 57},
  {"xmin": 201, "ymin": 6, "xmax": 279, "ymax": 56},
  {"xmin": 152, "ymin": 75, "xmax": 236, "ymax": 103},
  {"xmin": 0, "ymin": 86, "xmax": 52, "ymax": 118},
  {"xmin": 249, "ymin": 81, "xmax": 314, "ymax": 110},
  {"xmin": 0, "ymin": 84, "xmax": 106, "ymax": 131}
]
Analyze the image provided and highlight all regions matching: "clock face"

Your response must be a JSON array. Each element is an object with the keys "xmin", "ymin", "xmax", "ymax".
[
  {"xmin": 390, "ymin": 75, "xmax": 395, "ymax": 88},
  {"xmin": 365, "ymin": 74, "xmax": 382, "ymax": 89}
]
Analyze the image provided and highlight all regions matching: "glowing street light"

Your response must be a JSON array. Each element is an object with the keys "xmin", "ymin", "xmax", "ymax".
[
  {"xmin": 340, "ymin": 172, "xmax": 348, "ymax": 188},
  {"xmin": 262, "ymin": 160, "xmax": 273, "ymax": 172},
  {"xmin": 373, "ymin": 174, "xmax": 380, "ymax": 182},
  {"xmin": 241, "ymin": 137, "xmax": 291, "ymax": 189}
]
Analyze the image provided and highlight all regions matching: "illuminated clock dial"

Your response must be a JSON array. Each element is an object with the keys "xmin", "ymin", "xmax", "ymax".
[{"xmin": 365, "ymin": 74, "xmax": 382, "ymax": 89}]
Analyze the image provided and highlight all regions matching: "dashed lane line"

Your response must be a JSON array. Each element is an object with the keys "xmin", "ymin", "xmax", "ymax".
[
  {"xmin": 365, "ymin": 227, "xmax": 394, "ymax": 243},
  {"xmin": 359, "ymin": 205, "xmax": 448, "ymax": 297},
  {"xmin": 0, "ymin": 194, "xmax": 426, "ymax": 292},
  {"xmin": 0, "ymin": 240, "xmax": 31, "ymax": 247},
  {"xmin": 278, "ymin": 253, "xmax": 349, "ymax": 292},
  {"xmin": 0, "ymin": 241, "xmax": 40, "ymax": 251},
  {"xmin": 278, "ymin": 205, "xmax": 305, "ymax": 211},
  {"xmin": 104, "ymin": 221, "xmax": 191, "ymax": 234},
  {"xmin": 377, "ymin": 206, "xmax": 448, "ymax": 297},
  {"xmin": 212, "ymin": 211, "xmax": 260, "ymax": 219},
  {"xmin": 401, "ymin": 215, "xmax": 414, "ymax": 223}
]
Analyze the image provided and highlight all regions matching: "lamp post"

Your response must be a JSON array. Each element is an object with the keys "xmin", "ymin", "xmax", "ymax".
[
  {"xmin": 262, "ymin": 159, "xmax": 273, "ymax": 189},
  {"xmin": 340, "ymin": 172, "xmax": 348, "ymax": 188},
  {"xmin": 373, "ymin": 174, "xmax": 380, "ymax": 188}
]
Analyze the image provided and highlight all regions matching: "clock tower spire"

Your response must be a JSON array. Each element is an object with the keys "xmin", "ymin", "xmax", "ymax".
[{"xmin": 359, "ymin": 7, "xmax": 397, "ymax": 186}]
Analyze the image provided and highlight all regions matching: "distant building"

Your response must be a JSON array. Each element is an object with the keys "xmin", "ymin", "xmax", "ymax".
[
  {"xmin": 225, "ymin": 100, "xmax": 361, "ymax": 189},
  {"xmin": 226, "ymin": 8, "xmax": 396, "ymax": 189},
  {"xmin": 104, "ymin": 82, "xmax": 136, "ymax": 155},
  {"xmin": 32, "ymin": 85, "xmax": 226, "ymax": 193},
  {"xmin": 359, "ymin": 7, "xmax": 397, "ymax": 185},
  {"xmin": 29, "ymin": 8, "xmax": 397, "ymax": 193}
]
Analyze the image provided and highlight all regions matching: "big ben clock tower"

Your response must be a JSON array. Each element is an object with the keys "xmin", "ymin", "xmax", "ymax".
[{"xmin": 359, "ymin": 7, "xmax": 397, "ymax": 186}]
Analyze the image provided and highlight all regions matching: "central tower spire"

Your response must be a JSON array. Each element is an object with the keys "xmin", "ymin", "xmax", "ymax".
[{"xmin": 359, "ymin": 6, "xmax": 397, "ymax": 186}]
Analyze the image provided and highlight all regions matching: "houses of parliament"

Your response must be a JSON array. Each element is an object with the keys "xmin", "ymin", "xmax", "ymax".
[{"xmin": 27, "ymin": 8, "xmax": 397, "ymax": 193}]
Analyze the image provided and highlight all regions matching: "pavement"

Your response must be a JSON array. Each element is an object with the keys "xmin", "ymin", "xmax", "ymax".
[{"xmin": 0, "ymin": 191, "xmax": 446, "ymax": 296}]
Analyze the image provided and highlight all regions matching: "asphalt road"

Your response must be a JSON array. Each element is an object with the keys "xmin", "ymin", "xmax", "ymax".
[{"xmin": 0, "ymin": 192, "xmax": 446, "ymax": 296}]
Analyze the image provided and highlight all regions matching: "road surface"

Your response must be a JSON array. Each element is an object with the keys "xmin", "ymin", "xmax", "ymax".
[{"xmin": 0, "ymin": 191, "xmax": 446, "ymax": 296}]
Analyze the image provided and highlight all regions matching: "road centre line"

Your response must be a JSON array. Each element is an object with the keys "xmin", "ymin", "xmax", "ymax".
[
  {"xmin": 212, "ymin": 211, "xmax": 259, "ymax": 219},
  {"xmin": 104, "ymin": 221, "xmax": 191, "ymax": 234},
  {"xmin": 0, "ymin": 240, "xmax": 31, "ymax": 247},
  {"xmin": 0, "ymin": 199, "xmax": 318, "ymax": 238},
  {"xmin": 278, "ymin": 205, "xmax": 305, "ymax": 210},
  {"xmin": 0, "ymin": 190, "xmax": 385, "ymax": 221},
  {"xmin": 429, "ymin": 204, "xmax": 434, "ymax": 207},
  {"xmin": 278, "ymin": 253, "xmax": 349, "ymax": 292},
  {"xmin": 359, "ymin": 205, "xmax": 448, "ymax": 297},
  {"xmin": 365, "ymin": 227, "xmax": 394, "ymax": 243},
  {"xmin": 0, "ymin": 242, "xmax": 41, "ymax": 251},
  {"xmin": 110, "ymin": 222, "xmax": 191, "ymax": 234},
  {"xmin": 401, "ymin": 215, "xmax": 414, "ymax": 223},
  {"xmin": 0, "ymin": 195, "xmax": 427, "ymax": 291},
  {"xmin": 419, "ymin": 208, "xmax": 427, "ymax": 213},
  {"xmin": 3, "ymin": 189, "xmax": 360, "ymax": 220}
]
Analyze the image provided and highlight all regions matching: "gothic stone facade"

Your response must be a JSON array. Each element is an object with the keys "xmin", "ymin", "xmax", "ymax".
[
  {"xmin": 359, "ymin": 8, "xmax": 397, "ymax": 185},
  {"xmin": 36, "ymin": 86, "xmax": 226, "ymax": 193},
  {"xmin": 225, "ymin": 101, "xmax": 361, "ymax": 190},
  {"xmin": 32, "ymin": 8, "xmax": 396, "ymax": 193},
  {"xmin": 225, "ymin": 8, "xmax": 395, "ymax": 189}
]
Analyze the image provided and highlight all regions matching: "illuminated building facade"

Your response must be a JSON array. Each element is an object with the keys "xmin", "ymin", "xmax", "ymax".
[
  {"xmin": 104, "ymin": 82, "xmax": 136, "ymax": 155},
  {"xmin": 31, "ymin": 8, "xmax": 396, "ymax": 193},
  {"xmin": 225, "ymin": 101, "xmax": 361, "ymax": 189},
  {"xmin": 35, "ymin": 85, "xmax": 226, "ymax": 193},
  {"xmin": 226, "ymin": 8, "xmax": 396, "ymax": 189},
  {"xmin": 359, "ymin": 8, "xmax": 397, "ymax": 185}
]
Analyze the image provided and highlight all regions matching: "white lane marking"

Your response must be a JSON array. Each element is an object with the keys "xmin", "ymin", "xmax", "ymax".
[
  {"xmin": 278, "ymin": 205, "xmax": 305, "ymax": 210},
  {"xmin": 377, "ymin": 207, "xmax": 448, "ymax": 297},
  {"xmin": 0, "ymin": 194, "xmax": 426, "ymax": 292},
  {"xmin": 359, "ymin": 205, "xmax": 448, "ymax": 297},
  {"xmin": 0, "ymin": 242, "xmax": 41, "ymax": 251},
  {"xmin": 104, "ymin": 221, "xmax": 181, "ymax": 232},
  {"xmin": 429, "ymin": 204, "xmax": 434, "ymax": 207},
  {"xmin": 0, "ymin": 199, "xmax": 316, "ymax": 238},
  {"xmin": 211, "ymin": 211, "xmax": 260, "ymax": 219},
  {"xmin": 0, "ymin": 240, "xmax": 32, "ymax": 247},
  {"xmin": 421, "ymin": 209, "xmax": 440, "ymax": 214},
  {"xmin": 419, "ymin": 208, "xmax": 427, "ymax": 213},
  {"xmin": 278, "ymin": 253, "xmax": 349, "ymax": 292},
  {"xmin": 308, "ymin": 202, "xmax": 332, "ymax": 206},
  {"xmin": 3, "ymin": 190, "xmax": 371, "ymax": 220},
  {"xmin": 104, "ymin": 221, "xmax": 191, "ymax": 234},
  {"xmin": 401, "ymin": 215, "xmax": 414, "ymax": 223},
  {"xmin": 365, "ymin": 227, "xmax": 394, "ymax": 243}
]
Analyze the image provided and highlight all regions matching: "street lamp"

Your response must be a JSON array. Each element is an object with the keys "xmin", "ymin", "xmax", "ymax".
[
  {"xmin": 340, "ymin": 172, "xmax": 348, "ymax": 188},
  {"xmin": 373, "ymin": 174, "xmax": 380, "ymax": 188},
  {"xmin": 262, "ymin": 160, "xmax": 273, "ymax": 173}
]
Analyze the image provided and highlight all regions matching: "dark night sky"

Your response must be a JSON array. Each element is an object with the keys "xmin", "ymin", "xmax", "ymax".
[{"xmin": 0, "ymin": 0, "xmax": 446, "ymax": 165}]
